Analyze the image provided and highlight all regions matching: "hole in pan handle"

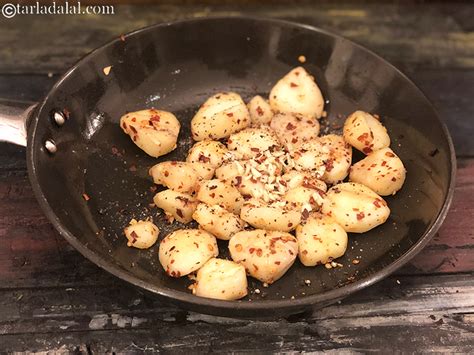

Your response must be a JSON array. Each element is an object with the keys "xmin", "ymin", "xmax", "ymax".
[{"xmin": 0, "ymin": 99, "xmax": 37, "ymax": 147}]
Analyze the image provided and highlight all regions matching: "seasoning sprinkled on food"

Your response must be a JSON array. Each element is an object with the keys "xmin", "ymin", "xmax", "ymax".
[{"xmin": 118, "ymin": 66, "xmax": 404, "ymax": 301}]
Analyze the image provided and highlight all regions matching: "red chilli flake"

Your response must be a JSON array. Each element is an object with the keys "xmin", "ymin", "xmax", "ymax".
[
  {"xmin": 256, "ymin": 106, "xmax": 264, "ymax": 116},
  {"xmin": 317, "ymin": 188, "xmax": 325, "ymax": 198},
  {"xmin": 235, "ymin": 176, "xmax": 243, "ymax": 186},
  {"xmin": 62, "ymin": 108, "xmax": 71, "ymax": 119},
  {"xmin": 111, "ymin": 146, "xmax": 121, "ymax": 156},
  {"xmin": 130, "ymin": 126, "xmax": 138, "ymax": 134},
  {"xmin": 385, "ymin": 151, "xmax": 395, "ymax": 157},
  {"xmin": 249, "ymin": 248, "xmax": 256, "ymax": 254},
  {"xmin": 176, "ymin": 209, "xmax": 184, "ymax": 218},
  {"xmin": 82, "ymin": 193, "xmax": 90, "ymax": 201},
  {"xmin": 282, "ymin": 236, "xmax": 294, "ymax": 243},
  {"xmin": 362, "ymin": 147, "xmax": 373, "ymax": 154},
  {"xmin": 373, "ymin": 199, "xmax": 382, "ymax": 208},
  {"xmin": 356, "ymin": 212, "xmax": 365, "ymax": 220},
  {"xmin": 357, "ymin": 133, "xmax": 369, "ymax": 142},
  {"xmin": 256, "ymin": 249, "xmax": 263, "ymax": 257},
  {"xmin": 198, "ymin": 154, "xmax": 211, "ymax": 163},
  {"xmin": 290, "ymin": 82, "xmax": 298, "ymax": 88},
  {"xmin": 325, "ymin": 159, "xmax": 334, "ymax": 172},
  {"xmin": 150, "ymin": 115, "xmax": 160, "ymax": 122},
  {"xmin": 250, "ymin": 147, "xmax": 260, "ymax": 152},
  {"xmin": 286, "ymin": 122, "xmax": 297, "ymax": 130},
  {"xmin": 391, "ymin": 177, "xmax": 397, "ymax": 182},
  {"xmin": 176, "ymin": 196, "xmax": 190, "ymax": 205},
  {"xmin": 274, "ymin": 261, "xmax": 281, "ymax": 265},
  {"xmin": 169, "ymin": 270, "xmax": 181, "ymax": 278},
  {"xmin": 130, "ymin": 231, "xmax": 138, "ymax": 243},
  {"xmin": 226, "ymin": 112, "xmax": 234, "ymax": 117},
  {"xmin": 302, "ymin": 209, "xmax": 310, "ymax": 220}
]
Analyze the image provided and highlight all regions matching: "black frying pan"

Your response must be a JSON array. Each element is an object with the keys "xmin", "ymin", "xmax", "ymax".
[{"xmin": 0, "ymin": 17, "xmax": 455, "ymax": 318}]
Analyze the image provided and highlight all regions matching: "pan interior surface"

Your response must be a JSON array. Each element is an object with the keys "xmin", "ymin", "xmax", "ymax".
[{"xmin": 28, "ymin": 17, "xmax": 454, "ymax": 317}]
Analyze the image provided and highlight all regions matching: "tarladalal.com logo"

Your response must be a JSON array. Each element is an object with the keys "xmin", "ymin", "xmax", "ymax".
[{"xmin": 2, "ymin": 1, "xmax": 115, "ymax": 19}]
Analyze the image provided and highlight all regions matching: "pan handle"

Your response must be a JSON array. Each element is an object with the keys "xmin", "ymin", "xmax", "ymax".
[{"xmin": 0, "ymin": 100, "xmax": 37, "ymax": 147}]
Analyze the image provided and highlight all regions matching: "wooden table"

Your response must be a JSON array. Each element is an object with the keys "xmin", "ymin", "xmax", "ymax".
[{"xmin": 1, "ymin": 3, "xmax": 473, "ymax": 352}]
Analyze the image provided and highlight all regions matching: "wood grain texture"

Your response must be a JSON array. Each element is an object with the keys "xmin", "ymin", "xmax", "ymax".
[
  {"xmin": 1, "ymin": 70, "xmax": 473, "ymax": 157},
  {"xmin": 0, "ymin": 3, "xmax": 473, "ymax": 74},
  {"xmin": 410, "ymin": 70, "xmax": 474, "ymax": 157},
  {"xmin": 0, "ymin": 2, "xmax": 473, "ymax": 352},
  {"xmin": 0, "ymin": 273, "xmax": 472, "ymax": 352},
  {"xmin": 0, "ymin": 157, "xmax": 472, "ymax": 289}
]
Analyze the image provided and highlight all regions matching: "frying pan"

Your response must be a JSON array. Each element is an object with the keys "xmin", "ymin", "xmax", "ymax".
[{"xmin": 0, "ymin": 17, "xmax": 455, "ymax": 318}]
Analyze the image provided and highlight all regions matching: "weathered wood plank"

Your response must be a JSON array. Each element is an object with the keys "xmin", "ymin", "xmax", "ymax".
[
  {"xmin": 0, "ymin": 71, "xmax": 472, "ymax": 157},
  {"xmin": 0, "ymin": 159, "xmax": 472, "ymax": 290},
  {"xmin": 0, "ymin": 4, "xmax": 472, "ymax": 352},
  {"xmin": 0, "ymin": 74, "xmax": 55, "ymax": 103},
  {"xmin": 0, "ymin": 73, "xmax": 471, "ymax": 287},
  {"xmin": 0, "ymin": 4, "xmax": 472, "ymax": 74},
  {"xmin": 409, "ymin": 70, "xmax": 474, "ymax": 157},
  {"xmin": 399, "ymin": 158, "xmax": 474, "ymax": 274},
  {"xmin": 0, "ymin": 274, "xmax": 472, "ymax": 352}
]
